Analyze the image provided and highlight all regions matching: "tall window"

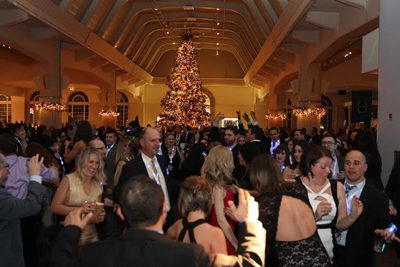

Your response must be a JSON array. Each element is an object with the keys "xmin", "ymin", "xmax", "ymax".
[
  {"xmin": 0, "ymin": 94, "xmax": 11, "ymax": 123},
  {"xmin": 203, "ymin": 93, "xmax": 211, "ymax": 114},
  {"xmin": 116, "ymin": 91, "xmax": 128, "ymax": 127},
  {"xmin": 201, "ymin": 87, "xmax": 215, "ymax": 116},
  {"xmin": 321, "ymin": 95, "xmax": 333, "ymax": 130},
  {"xmin": 68, "ymin": 91, "xmax": 89, "ymax": 122},
  {"xmin": 29, "ymin": 91, "xmax": 40, "ymax": 126}
]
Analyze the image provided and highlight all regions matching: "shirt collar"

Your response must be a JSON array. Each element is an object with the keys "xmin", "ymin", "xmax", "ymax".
[
  {"xmin": 141, "ymin": 152, "xmax": 156, "ymax": 163},
  {"xmin": 345, "ymin": 178, "xmax": 366, "ymax": 190},
  {"xmin": 226, "ymin": 142, "xmax": 237, "ymax": 151}
]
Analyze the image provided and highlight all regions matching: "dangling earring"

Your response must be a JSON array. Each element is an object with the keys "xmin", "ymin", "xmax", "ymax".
[{"xmin": 307, "ymin": 171, "xmax": 313, "ymax": 179}]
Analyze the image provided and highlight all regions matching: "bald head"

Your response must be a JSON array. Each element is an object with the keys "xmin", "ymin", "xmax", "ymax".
[
  {"xmin": 344, "ymin": 150, "xmax": 368, "ymax": 185},
  {"xmin": 88, "ymin": 138, "xmax": 107, "ymax": 158}
]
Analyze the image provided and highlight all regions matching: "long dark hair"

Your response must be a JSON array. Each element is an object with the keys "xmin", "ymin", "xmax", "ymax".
[{"xmin": 249, "ymin": 154, "xmax": 285, "ymax": 194}]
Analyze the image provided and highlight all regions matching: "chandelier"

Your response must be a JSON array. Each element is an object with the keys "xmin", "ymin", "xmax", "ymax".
[
  {"xmin": 265, "ymin": 112, "xmax": 287, "ymax": 120},
  {"xmin": 35, "ymin": 96, "xmax": 67, "ymax": 112},
  {"xmin": 292, "ymin": 107, "xmax": 326, "ymax": 118},
  {"xmin": 99, "ymin": 108, "xmax": 120, "ymax": 117}
]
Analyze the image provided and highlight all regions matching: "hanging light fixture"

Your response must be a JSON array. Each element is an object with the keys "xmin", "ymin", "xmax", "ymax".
[
  {"xmin": 265, "ymin": 112, "xmax": 287, "ymax": 120},
  {"xmin": 292, "ymin": 107, "xmax": 327, "ymax": 118},
  {"xmin": 99, "ymin": 89, "xmax": 120, "ymax": 118},
  {"xmin": 99, "ymin": 109, "xmax": 120, "ymax": 117},
  {"xmin": 35, "ymin": 96, "xmax": 67, "ymax": 112}
]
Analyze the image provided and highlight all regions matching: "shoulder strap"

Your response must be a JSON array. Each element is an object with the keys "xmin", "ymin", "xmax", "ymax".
[
  {"xmin": 177, "ymin": 218, "xmax": 207, "ymax": 244},
  {"xmin": 317, "ymin": 180, "xmax": 340, "ymax": 233}
]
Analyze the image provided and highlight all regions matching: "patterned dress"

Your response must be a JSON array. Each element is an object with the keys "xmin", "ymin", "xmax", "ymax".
[{"xmin": 257, "ymin": 179, "xmax": 331, "ymax": 267}]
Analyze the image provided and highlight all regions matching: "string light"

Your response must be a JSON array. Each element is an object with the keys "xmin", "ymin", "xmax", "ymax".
[
  {"xmin": 99, "ymin": 109, "xmax": 120, "ymax": 117},
  {"xmin": 35, "ymin": 96, "xmax": 67, "ymax": 112},
  {"xmin": 35, "ymin": 102, "xmax": 67, "ymax": 112},
  {"xmin": 292, "ymin": 107, "xmax": 327, "ymax": 118},
  {"xmin": 265, "ymin": 113, "xmax": 287, "ymax": 120},
  {"xmin": 158, "ymin": 38, "xmax": 210, "ymax": 129}
]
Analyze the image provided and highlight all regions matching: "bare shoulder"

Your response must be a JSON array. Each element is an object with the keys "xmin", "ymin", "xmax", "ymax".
[{"xmin": 166, "ymin": 219, "xmax": 183, "ymax": 239}]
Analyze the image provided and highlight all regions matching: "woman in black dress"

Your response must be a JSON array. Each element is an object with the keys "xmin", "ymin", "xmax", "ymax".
[{"xmin": 249, "ymin": 154, "xmax": 331, "ymax": 267}]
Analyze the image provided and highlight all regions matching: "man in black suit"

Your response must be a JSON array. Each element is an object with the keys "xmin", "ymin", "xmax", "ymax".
[
  {"xmin": 104, "ymin": 128, "xmax": 118, "ymax": 185},
  {"xmin": 266, "ymin": 127, "xmax": 282, "ymax": 156},
  {"xmin": 50, "ymin": 176, "xmax": 265, "ymax": 267},
  {"xmin": 224, "ymin": 126, "xmax": 245, "ymax": 180},
  {"xmin": 334, "ymin": 150, "xmax": 396, "ymax": 267},
  {"xmin": 116, "ymin": 127, "xmax": 176, "ymax": 227},
  {"xmin": 180, "ymin": 125, "xmax": 194, "ymax": 144},
  {"xmin": 321, "ymin": 134, "xmax": 344, "ymax": 180}
]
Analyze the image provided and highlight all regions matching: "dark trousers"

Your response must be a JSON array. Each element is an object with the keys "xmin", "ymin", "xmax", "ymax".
[
  {"xmin": 333, "ymin": 245, "xmax": 346, "ymax": 267},
  {"xmin": 99, "ymin": 206, "xmax": 125, "ymax": 239}
]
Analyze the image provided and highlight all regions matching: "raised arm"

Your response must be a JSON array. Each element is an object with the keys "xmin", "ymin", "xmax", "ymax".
[{"xmin": 0, "ymin": 154, "xmax": 47, "ymax": 219}]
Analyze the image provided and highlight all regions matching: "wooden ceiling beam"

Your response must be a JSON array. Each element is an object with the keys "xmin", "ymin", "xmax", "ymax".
[
  {"xmin": 244, "ymin": 0, "xmax": 312, "ymax": 84},
  {"xmin": 9, "ymin": 0, "xmax": 153, "ymax": 83}
]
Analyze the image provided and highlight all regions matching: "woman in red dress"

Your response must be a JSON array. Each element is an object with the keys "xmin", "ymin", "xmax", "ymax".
[{"xmin": 202, "ymin": 145, "xmax": 237, "ymax": 255}]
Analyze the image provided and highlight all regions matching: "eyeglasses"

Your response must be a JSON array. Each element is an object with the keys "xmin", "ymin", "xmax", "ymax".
[
  {"xmin": 322, "ymin": 141, "xmax": 336, "ymax": 145},
  {"xmin": 0, "ymin": 163, "xmax": 9, "ymax": 168}
]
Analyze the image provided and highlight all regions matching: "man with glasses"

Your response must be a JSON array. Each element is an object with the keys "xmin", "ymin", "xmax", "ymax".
[
  {"xmin": 321, "ymin": 134, "xmax": 344, "ymax": 180},
  {"xmin": 0, "ymin": 153, "xmax": 47, "ymax": 267}
]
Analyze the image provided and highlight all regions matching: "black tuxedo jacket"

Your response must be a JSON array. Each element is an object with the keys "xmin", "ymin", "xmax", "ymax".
[
  {"xmin": 114, "ymin": 154, "xmax": 177, "ymax": 229},
  {"xmin": 104, "ymin": 144, "xmax": 117, "ymax": 186},
  {"xmin": 180, "ymin": 132, "xmax": 194, "ymax": 144},
  {"xmin": 340, "ymin": 183, "xmax": 390, "ymax": 267},
  {"xmin": 115, "ymin": 153, "xmax": 172, "ymax": 202},
  {"xmin": 50, "ymin": 221, "xmax": 265, "ymax": 267},
  {"xmin": 231, "ymin": 143, "xmax": 245, "ymax": 180},
  {"xmin": 265, "ymin": 138, "xmax": 285, "ymax": 156}
]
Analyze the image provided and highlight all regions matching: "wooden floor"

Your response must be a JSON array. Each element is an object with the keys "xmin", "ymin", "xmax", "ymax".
[{"xmin": 377, "ymin": 247, "xmax": 398, "ymax": 267}]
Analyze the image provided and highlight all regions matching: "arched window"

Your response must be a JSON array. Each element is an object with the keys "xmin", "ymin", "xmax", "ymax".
[
  {"xmin": 286, "ymin": 98, "xmax": 292, "ymax": 129},
  {"xmin": 29, "ymin": 91, "xmax": 40, "ymax": 126},
  {"xmin": 321, "ymin": 95, "xmax": 333, "ymax": 131},
  {"xmin": 203, "ymin": 93, "xmax": 211, "ymax": 114},
  {"xmin": 68, "ymin": 91, "xmax": 89, "ymax": 122},
  {"xmin": 116, "ymin": 91, "xmax": 129, "ymax": 127},
  {"xmin": 201, "ymin": 87, "xmax": 215, "ymax": 116},
  {"xmin": 0, "ymin": 94, "xmax": 11, "ymax": 123}
]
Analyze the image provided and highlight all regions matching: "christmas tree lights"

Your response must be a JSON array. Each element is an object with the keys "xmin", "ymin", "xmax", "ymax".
[{"xmin": 158, "ymin": 38, "xmax": 210, "ymax": 129}]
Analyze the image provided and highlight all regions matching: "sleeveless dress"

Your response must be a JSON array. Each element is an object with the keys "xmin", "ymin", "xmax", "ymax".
[
  {"xmin": 64, "ymin": 172, "xmax": 103, "ymax": 246},
  {"xmin": 258, "ymin": 179, "xmax": 331, "ymax": 267},
  {"xmin": 208, "ymin": 190, "xmax": 236, "ymax": 255},
  {"xmin": 177, "ymin": 218, "xmax": 207, "ymax": 244},
  {"xmin": 303, "ymin": 181, "xmax": 338, "ymax": 260}
]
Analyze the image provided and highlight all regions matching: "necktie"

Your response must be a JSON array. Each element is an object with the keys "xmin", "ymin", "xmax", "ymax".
[
  {"xmin": 150, "ymin": 158, "xmax": 160, "ymax": 185},
  {"xmin": 344, "ymin": 183, "xmax": 356, "ymax": 198}
]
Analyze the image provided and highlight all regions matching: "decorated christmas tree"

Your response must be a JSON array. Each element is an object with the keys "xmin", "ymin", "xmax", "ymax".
[{"xmin": 157, "ymin": 37, "xmax": 210, "ymax": 129}]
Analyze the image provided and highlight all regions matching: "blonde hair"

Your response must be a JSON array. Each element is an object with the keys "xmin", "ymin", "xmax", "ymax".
[
  {"xmin": 178, "ymin": 176, "xmax": 212, "ymax": 217},
  {"xmin": 75, "ymin": 146, "xmax": 106, "ymax": 183},
  {"xmin": 204, "ymin": 145, "xmax": 234, "ymax": 186},
  {"xmin": 114, "ymin": 136, "xmax": 132, "ymax": 165}
]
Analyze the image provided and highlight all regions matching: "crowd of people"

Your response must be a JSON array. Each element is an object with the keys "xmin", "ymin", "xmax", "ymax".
[{"xmin": 0, "ymin": 111, "xmax": 399, "ymax": 267}]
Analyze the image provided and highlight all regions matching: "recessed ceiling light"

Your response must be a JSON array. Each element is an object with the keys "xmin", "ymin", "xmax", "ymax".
[
  {"xmin": 216, "ymin": 8, "xmax": 220, "ymax": 11},
  {"xmin": 216, "ymin": 22, "xmax": 220, "ymax": 26},
  {"xmin": 217, "ymin": 32, "xmax": 220, "ymax": 36}
]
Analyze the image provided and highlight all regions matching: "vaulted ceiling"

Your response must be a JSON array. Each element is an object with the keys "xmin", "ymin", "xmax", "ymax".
[{"xmin": 1, "ymin": 0, "xmax": 376, "ymax": 87}]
